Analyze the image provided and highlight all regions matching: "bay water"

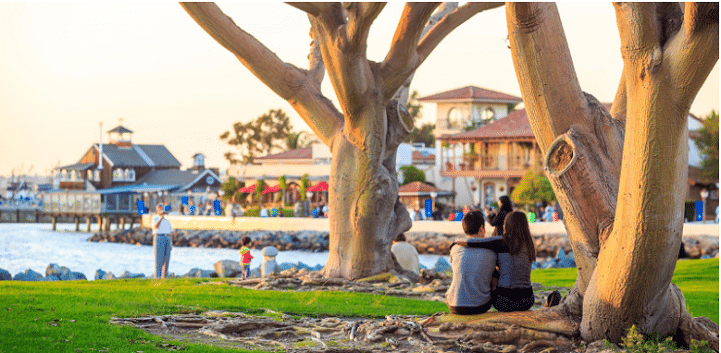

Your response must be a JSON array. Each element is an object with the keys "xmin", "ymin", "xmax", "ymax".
[{"xmin": 0, "ymin": 223, "xmax": 447, "ymax": 280}]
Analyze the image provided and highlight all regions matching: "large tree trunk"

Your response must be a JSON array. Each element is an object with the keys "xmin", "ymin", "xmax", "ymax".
[
  {"xmin": 324, "ymin": 102, "xmax": 413, "ymax": 279},
  {"xmin": 507, "ymin": 2, "xmax": 718, "ymax": 345}
]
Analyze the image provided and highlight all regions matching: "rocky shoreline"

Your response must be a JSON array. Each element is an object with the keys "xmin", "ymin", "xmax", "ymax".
[{"xmin": 87, "ymin": 227, "xmax": 720, "ymax": 259}]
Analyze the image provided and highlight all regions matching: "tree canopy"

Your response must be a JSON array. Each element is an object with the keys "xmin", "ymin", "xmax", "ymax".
[
  {"xmin": 398, "ymin": 165, "xmax": 426, "ymax": 186},
  {"xmin": 693, "ymin": 110, "xmax": 719, "ymax": 182},
  {"xmin": 511, "ymin": 169, "xmax": 556, "ymax": 206},
  {"xmin": 220, "ymin": 108, "xmax": 293, "ymax": 164}
]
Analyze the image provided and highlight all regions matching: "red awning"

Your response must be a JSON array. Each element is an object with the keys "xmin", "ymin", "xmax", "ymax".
[
  {"xmin": 238, "ymin": 184, "xmax": 256, "ymax": 193},
  {"xmin": 262, "ymin": 185, "xmax": 281, "ymax": 194},
  {"xmin": 307, "ymin": 182, "xmax": 329, "ymax": 192}
]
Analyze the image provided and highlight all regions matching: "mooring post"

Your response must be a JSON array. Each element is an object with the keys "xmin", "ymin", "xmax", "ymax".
[
  {"xmin": 129, "ymin": 218, "xmax": 135, "ymax": 229},
  {"xmin": 86, "ymin": 217, "xmax": 91, "ymax": 232},
  {"xmin": 52, "ymin": 216, "xmax": 57, "ymax": 231},
  {"xmin": 120, "ymin": 217, "xmax": 126, "ymax": 230},
  {"xmin": 74, "ymin": 216, "xmax": 80, "ymax": 232}
]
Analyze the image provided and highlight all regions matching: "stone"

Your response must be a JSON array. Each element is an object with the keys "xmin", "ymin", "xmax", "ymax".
[
  {"xmin": 0, "ymin": 269, "xmax": 11, "ymax": 281},
  {"xmin": 95, "ymin": 269, "xmax": 107, "ymax": 280},
  {"xmin": 69, "ymin": 272, "xmax": 88, "ymax": 281},
  {"xmin": 182, "ymin": 268, "xmax": 215, "ymax": 278},
  {"xmin": 101, "ymin": 271, "xmax": 115, "ymax": 280},
  {"xmin": 213, "ymin": 260, "xmax": 243, "ymax": 278},
  {"xmin": 118, "ymin": 271, "xmax": 145, "ymax": 279},
  {"xmin": 13, "ymin": 269, "xmax": 44, "ymax": 281},
  {"xmin": 45, "ymin": 275, "xmax": 60, "ymax": 281},
  {"xmin": 432, "ymin": 257, "xmax": 452, "ymax": 273},
  {"xmin": 261, "ymin": 246, "xmax": 280, "ymax": 278},
  {"xmin": 278, "ymin": 262, "xmax": 296, "ymax": 271}
]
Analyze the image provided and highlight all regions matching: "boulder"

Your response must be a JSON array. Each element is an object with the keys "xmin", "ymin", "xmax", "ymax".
[
  {"xmin": 182, "ymin": 268, "xmax": 215, "ymax": 278},
  {"xmin": 94, "ymin": 269, "xmax": 107, "ymax": 280},
  {"xmin": 13, "ymin": 269, "xmax": 44, "ymax": 281},
  {"xmin": 45, "ymin": 275, "xmax": 61, "ymax": 281},
  {"xmin": 213, "ymin": 260, "xmax": 243, "ymax": 278},
  {"xmin": 432, "ymin": 257, "xmax": 452, "ymax": 273},
  {"xmin": 70, "ymin": 272, "xmax": 87, "ymax": 281},
  {"xmin": 0, "ymin": 269, "xmax": 11, "ymax": 281},
  {"xmin": 118, "ymin": 271, "xmax": 146, "ymax": 279}
]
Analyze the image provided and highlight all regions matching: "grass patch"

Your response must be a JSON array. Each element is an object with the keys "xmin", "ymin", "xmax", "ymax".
[
  {"xmin": 532, "ymin": 258, "xmax": 719, "ymax": 323},
  {"xmin": 0, "ymin": 259, "xmax": 716, "ymax": 352}
]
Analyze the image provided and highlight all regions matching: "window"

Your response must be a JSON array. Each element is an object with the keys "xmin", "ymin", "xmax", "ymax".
[
  {"xmin": 481, "ymin": 107, "xmax": 495, "ymax": 123},
  {"xmin": 86, "ymin": 170, "xmax": 92, "ymax": 180},
  {"xmin": 125, "ymin": 169, "xmax": 135, "ymax": 181},
  {"xmin": 113, "ymin": 169, "xmax": 123, "ymax": 181},
  {"xmin": 94, "ymin": 170, "xmax": 101, "ymax": 181},
  {"xmin": 447, "ymin": 108, "xmax": 463, "ymax": 129}
]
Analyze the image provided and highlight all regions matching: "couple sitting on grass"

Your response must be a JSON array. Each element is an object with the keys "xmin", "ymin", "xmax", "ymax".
[{"xmin": 445, "ymin": 208, "xmax": 560, "ymax": 315}]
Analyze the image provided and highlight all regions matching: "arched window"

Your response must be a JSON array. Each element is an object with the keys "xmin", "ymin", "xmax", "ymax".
[
  {"xmin": 481, "ymin": 107, "xmax": 495, "ymax": 123},
  {"xmin": 94, "ymin": 170, "xmax": 101, "ymax": 181},
  {"xmin": 125, "ymin": 169, "xmax": 135, "ymax": 181},
  {"xmin": 86, "ymin": 170, "xmax": 92, "ymax": 180},
  {"xmin": 113, "ymin": 169, "xmax": 123, "ymax": 181},
  {"xmin": 447, "ymin": 108, "xmax": 463, "ymax": 129}
]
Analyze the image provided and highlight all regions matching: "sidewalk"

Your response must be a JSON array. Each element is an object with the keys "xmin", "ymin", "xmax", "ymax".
[{"xmin": 142, "ymin": 215, "xmax": 719, "ymax": 238}]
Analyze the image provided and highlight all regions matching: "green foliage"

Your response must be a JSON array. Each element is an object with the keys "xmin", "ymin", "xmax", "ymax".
[
  {"xmin": 243, "ymin": 207, "xmax": 294, "ymax": 217},
  {"xmin": 299, "ymin": 174, "xmax": 310, "ymax": 201},
  {"xmin": 689, "ymin": 339, "xmax": 715, "ymax": 353},
  {"xmin": 220, "ymin": 177, "xmax": 245, "ymax": 204},
  {"xmin": 511, "ymin": 169, "xmax": 556, "ymax": 206},
  {"xmin": 693, "ymin": 110, "xmax": 719, "ymax": 182},
  {"xmin": 399, "ymin": 165, "xmax": 426, "ymax": 185},
  {"xmin": 285, "ymin": 131, "xmax": 319, "ymax": 151},
  {"xmin": 253, "ymin": 179, "xmax": 266, "ymax": 205},
  {"xmin": 220, "ymin": 108, "xmax": 294, "ymax": 164},
  {"xmin": 402, "ymin": 91, "xmax": 435, "ymax": 147},
  {"xmin": 618, "ymin": 325, "xmax": 679, "ymax": 353}
]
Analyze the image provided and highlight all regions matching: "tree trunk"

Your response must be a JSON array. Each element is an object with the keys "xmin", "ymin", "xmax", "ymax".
[
  {"xmin": 323, "ymin": 101, "xmax": 414, "ymax": 279},
  {"xmin": 507, "ymin": 2, "xmax": 718, "ymax": 346}
]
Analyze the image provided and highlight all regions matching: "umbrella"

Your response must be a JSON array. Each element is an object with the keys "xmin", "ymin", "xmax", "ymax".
[
  {"xmin": 307, "ymin": 182, "xmax": 329, "ymax": 192},
  {"xmin": 238, "ymin": 184, "xmax": 256, "ymax": 193},
  {"xmin": 262, "ymin": 185, "xmax": 281, "ymax": 194}
]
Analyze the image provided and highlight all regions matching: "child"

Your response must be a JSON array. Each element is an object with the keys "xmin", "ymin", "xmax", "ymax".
[{"xmin": 239, "ymin": 236, "xmax": 253, "ymax": 279}]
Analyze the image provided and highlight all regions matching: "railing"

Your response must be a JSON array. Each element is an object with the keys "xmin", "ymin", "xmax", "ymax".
[{"xmin": 442, "ymin": 154, "xmax": 535, "ymax": 173}]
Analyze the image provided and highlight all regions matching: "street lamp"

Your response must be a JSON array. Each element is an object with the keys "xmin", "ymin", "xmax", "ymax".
[{"xmin": 700, "ymin": 188, "xmax": 709, "ymax": 223}]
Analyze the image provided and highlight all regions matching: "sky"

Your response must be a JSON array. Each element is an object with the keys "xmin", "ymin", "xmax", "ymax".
[{"xmin": 0, "ymin": 2, "xmax": 718, "ymax": 178}]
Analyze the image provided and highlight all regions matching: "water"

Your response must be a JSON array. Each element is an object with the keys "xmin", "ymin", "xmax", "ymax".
[{"xmin": 0, "ymin": 223, "xmax": 448, "ymax": 280}]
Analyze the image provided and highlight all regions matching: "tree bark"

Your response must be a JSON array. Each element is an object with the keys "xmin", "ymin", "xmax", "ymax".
[
  {"xmin": 182, "ymin": 2, "xmax": 500, "ymax": 280},
  {"xmin": 507, "ymin": 2, "xmax": 718, "ymax": 345}
]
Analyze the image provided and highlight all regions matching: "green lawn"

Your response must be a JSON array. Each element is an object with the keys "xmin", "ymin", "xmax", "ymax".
[
  {"xmin": 532, "ymin": 258, "xmax": 719, "ymax": 322},
  {"xmin": 0, "ymin": 258, "xmax": 717, "ymax": 353}
]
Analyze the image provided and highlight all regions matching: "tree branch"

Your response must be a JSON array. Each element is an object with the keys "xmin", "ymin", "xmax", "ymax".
[
  {"xmin": 506, "ymin": 2, "xmax": 587, "ymax": 151},
  {"xmin": 180, "ymin": 2, "xmax": 342, "ymax": 146},
  {"xmin": 684, "ymin": 2, "xmax": 719, "ymax": 35},
  {"xmin": 345, "ymin": 3, "xmax": 386, "ymax": 51}
]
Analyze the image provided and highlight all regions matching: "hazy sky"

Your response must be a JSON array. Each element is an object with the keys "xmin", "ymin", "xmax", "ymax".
[{"xmin": 0, "ymin": 2, "xmax": 718, "ymax": 177}]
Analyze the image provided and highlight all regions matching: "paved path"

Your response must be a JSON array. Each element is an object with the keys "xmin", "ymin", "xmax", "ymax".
[{"xmin": 142, "ymin": 215, "xmax": 719, "ymax": 238}]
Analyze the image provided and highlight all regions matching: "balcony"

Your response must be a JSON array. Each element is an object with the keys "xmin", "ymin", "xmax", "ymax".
[{"xmin": 441, "ymin": 154, "xmax": 535, "ymax": 178}]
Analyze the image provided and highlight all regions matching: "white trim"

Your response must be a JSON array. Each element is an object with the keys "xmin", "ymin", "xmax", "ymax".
[
  {"xmin": 133, "ymin": 145, "xmax": 155, "ymax": 167},
  {"xmin": 92, "ymin": 144, "xmax": 114, "ymax": 167},
  {"xmin": 179, "ymin": 169, "xmax": 222, "ymax": 192}
]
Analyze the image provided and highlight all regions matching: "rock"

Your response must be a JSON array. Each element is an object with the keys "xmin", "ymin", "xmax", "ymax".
[
  {"xmin": 557, "ymin": 258, "xmax": 576, "ymax": 268},
  {"xmin": 95, "ymin": 269, "xmax": 107, "ymax": 280},
  {"xmin": 118, "ymin": 271, "xmax": 145, "ymax": 279},
  {"xmin": 278, "ymin": 262, "xmax": 296, "ymax": 271},
  {"xmin": 13, "ymin": 269, "xmax": 44, "ymax": 281},
  {"xmin": 432, "ymin": 257, "xmax": 452, "ymax": 273},
  {"xmin": 0, "ymin": 269, "xmax": 11, "ymax": 281},
  {"xmin": 45, "ymin": 275, "xmax": 60, "ymax": 281},
  {"xmin": 213, "ymin": 260, "xmax": 243, "ymax": 278},
  {"xmin": 584, "ymin": 340, "xmax": 618, "ymax": 353},
  {"xmin": 69, "ymin": 272, "xmax": 87, "ymax": 281},
  {"xmin": 261, "ymin": 246, "xmax": 280, "ymax": 278},
  {"xmin": 183, "ymin": 268, "xmax": 214, "ymax": 278}
]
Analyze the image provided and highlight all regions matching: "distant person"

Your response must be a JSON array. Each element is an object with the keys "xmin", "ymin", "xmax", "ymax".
[
  {"xmin": 488, "ymin": 195, "xmax": 513, "ymax": 236},
  {"xmin": 543, "ymin": 204, "xmax": 555, "ymax": 222},
  {"xmin": 239, "ymin": 236, "xmax": 253, "ymax": 279},
  {"xmin": 152, "ymin": 204, "xmax": 174, "ymax": 279},
  {"xmin": 391, "ymin": 233, "xmax": 420, "ymax": 274},
  {"xmin": 445, "ymin": 210, "xmax": 497, "ymax": 315}
]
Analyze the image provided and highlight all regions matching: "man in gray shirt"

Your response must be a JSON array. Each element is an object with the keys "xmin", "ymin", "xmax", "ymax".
[{"xmin": 445, "ymin": 210, "xmax": 497, "ymax": 315}]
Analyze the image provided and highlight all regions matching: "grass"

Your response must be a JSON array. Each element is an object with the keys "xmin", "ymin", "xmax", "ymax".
[
  {"xmin": 532, "ymin": 258, "xmax": 719, "ymax": 322},
  {"xmin": 0, "ymin": 259, "xmax": 717, "ymax": 353}
]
